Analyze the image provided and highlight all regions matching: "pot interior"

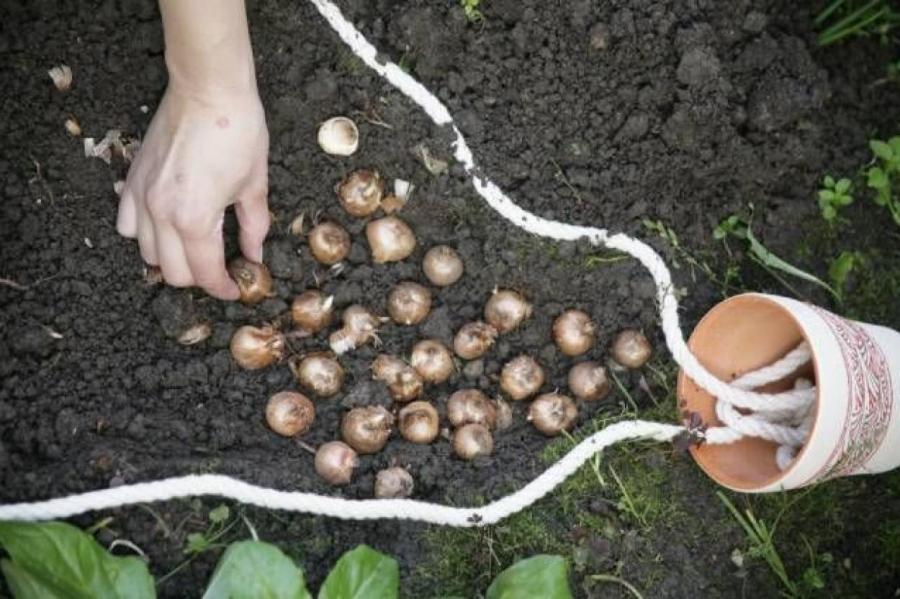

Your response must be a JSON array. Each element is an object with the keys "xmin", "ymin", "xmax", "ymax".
[{"xmin": 677, "ymin": 294, "xmax": 816, "ymax": 491}]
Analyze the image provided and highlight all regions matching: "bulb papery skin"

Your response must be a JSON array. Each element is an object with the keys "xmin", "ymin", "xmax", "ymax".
[
  {"xmin": 315, "ymin": 441, "xmax": 358, "ymax": 485},
  {"xmin": 398, "ymin": 401, "xmax": 440, "ymax": 444},
  {"xmin": 387, "ymin": 282, "xmax": 432, "ymax": 325},
  {"xmin": 611, "ymin": 329, "xmax": 653, "ymax": 369},
  {"xmin": 227, "ymin": 258, "xmax": 273, "ymax": 304},
  {"xmin": 291, "ymin": 290, "xmax": 334, "ymax": 333},
  {"xmin": 446, "ymin": 389, "xmax": 497, "ymax": 429},
  {"xmin": 453, "ymin": 321, "xmax": 498, "ymax": 360},
  {"xmin": 568, "ymin": 361, "xmax": 611, "ymax": 401},
  {"xmin": 422, "ymin": 245, "xmax": 464, "ymax": 286},
  {"xmin": 374, "ymin": 467, "xmax": 414, "ymax": 499},
  {"xmin": 308, "ymin": 221, "xmax": 351, "ymax": 265},
  {"xmin": 341, "ymin": 406, "xmax": 394, "ymax": 454},
  {"xmin": 337, "ymin": 169, "xmax": 384, "ymax": 217},
  {"xmin": 265, "ymin": 391, "xmax": 315, "ymax": 437},
  {"xmin": 317, "ymin": 116, "xmax": 359, "ymax": 156},
  {"xmin": 552, "ymin": 310, "xmax": 596, "ymax": 356},
  {"xmin": 371, "ymin": 354, "xmax": 424, "ymax": 402},
  {"xmin": 484, "ymin": 290, "xmax": 532, "ymax": 333},
  {"xmin": 230, "ymin": 326, "xmax": 284, "ymax": 370},
  {"xmin": 366, "ymin": 216, "xmax": 417, "ymax": 263},
  {"xmin": 453, "ymin": 423, "xmax": 494, "ymax": 460},
  {"xmin": 410, "ymin": 340, "xmax": 455, "ymax": 384},
  {"xmin": 528, "ymin": 393, "xmax": 578, "ymax": 436},
  {"xmin": 329, "ymin": 305, "xmax": 383, "ymax": 354},
  {"xmin": 499, "ymin": 355, "xmax": 545, "ymax": 400},
  {"xmin": 290, "ymin": 353, "xmax": 345, "ymax": 397}
]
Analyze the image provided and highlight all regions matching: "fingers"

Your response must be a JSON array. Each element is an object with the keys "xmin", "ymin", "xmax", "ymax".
[
  {"xmin": 137, "ymin": 203, "xmax": 159, "ymax": 266},
  {"xmin": 181, "ymin": 217, "xmax": 240, "ymax": 301},
  {"xmin": 235, "ymin": 171, "xmax": 269, "ymax": 263},
  {"xmin": 116, "ymin": 188, "xmax": 138, "ymax": 238},
  {"xmin": 154, "ymin": 224, "xmax": 193, "ymax": 288}
]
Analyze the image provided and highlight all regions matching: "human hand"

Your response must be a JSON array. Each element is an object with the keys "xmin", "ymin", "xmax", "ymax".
[{"xmin": 116, "ymin": 85, "xmax": 269, "ymax": 300}]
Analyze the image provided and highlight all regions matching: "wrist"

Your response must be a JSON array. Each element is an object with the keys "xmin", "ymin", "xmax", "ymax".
[{"xmin": 165, "ymin": 47, "xmax": 258, "ymax": 98}]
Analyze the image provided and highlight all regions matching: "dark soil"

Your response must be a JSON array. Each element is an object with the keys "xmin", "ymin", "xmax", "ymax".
[{"xmin": 1, "ymin": 0, "xmax": 898, "ymax": 597}]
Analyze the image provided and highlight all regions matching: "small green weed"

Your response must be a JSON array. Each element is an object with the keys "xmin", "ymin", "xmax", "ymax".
[
  {"xmin": 718, "ymin": 492, "xmax": 831, "ymax": 598},
  {"xmin": 866, "ymin": 136, "xmax": 900, "ymax": 226},
  {"xmin": 714, "ymin": 212, "xmax": 840, "ymax": 301},
  {"xmin": 460, "ymin": 0, "xmax": 484, "ymax": 23},
  {"xmin": 827, "ymin": 250, "xmax": 862, "ymax": 303},
  {"xmin": 817, "ymin": 175, "xmax": 854, "ymax": 222},
  {"xmin": 815, "ymin": 0, "xmax": 900, "ymax": 46}
]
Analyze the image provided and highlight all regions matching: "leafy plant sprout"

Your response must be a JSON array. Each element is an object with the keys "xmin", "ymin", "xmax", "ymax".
[
  {"xmin": 817, "ymin": 175, "xmax": 854, "ymax": 222},
  {"xmin": 460, "ymin": 0, "xmax": 484, "ymax": 23},
  {"xmin": 866, "ymin": 136, "xmax": 900, "ymax": 226},
  {"xmin": 714, "ymin": 209, "xmax": 842, "ymax": 302},
  {"xmin": 815, "ymin": 0, "xmax": 900, "ymax": 46}
]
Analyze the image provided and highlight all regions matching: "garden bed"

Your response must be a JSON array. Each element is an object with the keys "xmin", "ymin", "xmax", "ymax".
[{"xmin": 1, "ymin": 0, "xmax": 898, "ymax": 596}]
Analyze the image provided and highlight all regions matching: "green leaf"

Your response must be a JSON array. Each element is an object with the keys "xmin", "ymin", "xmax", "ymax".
[
  {"xmin": 203, "ymin": 540, "xmax": 311, "ymax": 599},
  {"xmin": 823, "ymin": 175, "xmax": 835, "ymax": 188},
  {"xmin": 486, "ymin": 555, "xmax": 572, "ymax": 599},
  {"xmin": 743, "ymin": 229, "xmax": 838, "ymax": 299},
  {"xmin": 828, "ymin": 251, "xmax": 858, "ymax": 302},
  {"xmin": 817, "ymin": 189, "xmax": 835, "ymax": 202},
  {"xmin": 834, "ymin": 178, "xmax": 851, "ymax": 194},
  {"xmin": 867, "ymin": 167, "xmax": 888, "ymax": 189},
  {"xmin": 870, "ymin": 139, "xmax": 893, "ymax": 162},
  {"xmin": 821, "ymin": 205, "xmax": 836, "ymax": 221},
  {"xmin": 0, "ymin": 521, "xmax": 155, "ymax": 599},
  {"xmin": 889, "ymin": 136, "xmax": 900, "ymax": 157},
  {"xmin": 318, "ymin": 545, "xmax": 398, "ymax": 599},
  {"xmin": 2, "ymin": 559, "xmax": 68, "ymax": 599},
  {"xmin": 209, "ymin": 505, "xmax": 230, "ymax": 524}
]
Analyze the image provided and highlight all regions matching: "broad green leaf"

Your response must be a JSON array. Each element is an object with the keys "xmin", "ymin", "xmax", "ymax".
[
  {"xmin": 870, "ymin": 139, "xmax": 893, "ymax": 161},
  {"xmin": 318, "ymin": 545, "xmax": 398, "ymax": 599},
  {"xmin": 828, "ymin": 251, "xmax": 858, "ymax": 302},
  {"xmin": 2, "ymin": 559, "xmax": 68, "ymax": 599},
  {"xmin": 209, "ymin": 505, "xmax": 230, "ymax": 524},
  {"xmin": 0, "ymin": 521, "xmax": 155, "ymax": 599},
  {"xmin": 834, "ymin": 178, "xmax": 851, "ymax": 194},
  {"xmin": 817, "ymin": 189, "xmax": 835, "ymax": 202},
  {"xmin": 888, "ymin": 136, "xmax": 900, "ymax": 155},
  {"xmin": 486, "ymin": 555, "xmax": 572, "ymax": 599},
  {"xmin": 867, "ymin": 167, "xmax": 888, "ymax": 189},
  {"xmin": 823, "ymin": 175, "xmax": 835, "ymax": 187},
  {"xmin": 203, "ymin": 540, "xmax": 310, "ymax": 599}
]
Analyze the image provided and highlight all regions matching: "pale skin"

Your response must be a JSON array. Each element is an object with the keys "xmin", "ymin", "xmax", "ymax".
[{"xmin": 117, "ymin": 0, "xmax": 269, "ymax": 300}]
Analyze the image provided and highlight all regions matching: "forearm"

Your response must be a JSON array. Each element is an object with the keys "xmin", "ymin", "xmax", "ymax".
[{"xmin": 159, "ymin": 0, "xmax": 256, "ymax": 95}]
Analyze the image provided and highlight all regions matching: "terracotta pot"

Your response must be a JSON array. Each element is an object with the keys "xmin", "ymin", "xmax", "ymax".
[{"xmin": 677, "ymin": 293, "xmax": 899, "ymax": 492}]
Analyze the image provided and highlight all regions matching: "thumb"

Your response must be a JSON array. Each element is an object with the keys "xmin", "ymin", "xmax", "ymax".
[{"xmin": 235, "ymin": 179, "xmax": 269, "ymax": 263}]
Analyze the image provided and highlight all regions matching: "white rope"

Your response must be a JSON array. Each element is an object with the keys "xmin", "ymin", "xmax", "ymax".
[{"xmin": 0, "ymin": 0, "xmax": 818, "ymax": 524}]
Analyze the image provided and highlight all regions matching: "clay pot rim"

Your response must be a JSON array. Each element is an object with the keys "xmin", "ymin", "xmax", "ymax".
[{"xmin": 677, "ymin": 293, "xmax": 821, "ymax": 491}]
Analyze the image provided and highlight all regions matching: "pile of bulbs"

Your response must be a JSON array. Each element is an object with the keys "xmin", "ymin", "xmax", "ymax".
[{"xmin": 224, "ymin": 116, "xmax": 654, "ymax": 499}]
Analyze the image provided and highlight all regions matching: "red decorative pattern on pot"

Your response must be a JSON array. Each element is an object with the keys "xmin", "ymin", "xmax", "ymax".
[{"xmin": 804, "ymin": 308, "xmax": 893, "ymax": 483}]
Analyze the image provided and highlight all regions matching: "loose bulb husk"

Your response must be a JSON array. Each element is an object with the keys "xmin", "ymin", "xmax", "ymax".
[
  {"xmin": 337, "ymin": 169, "xmax": 384, "ymax": 217},
  {"xmin": 446, "ymin": 389, "xmax": 496, "ymax": 429},
  {"xmin": 398, "ymin": 401, "xmax": 440, "ymax": 444},
  {"xmin": 291, "ymin": 290, "xmax": 334, "ymax": 333},
  {"xmin": 227, "ymin": 258, "xmax": 273, "ymax": 304},
  {"xmin": 177, "ymin": 322, "xmax": 212, "ymax": 346},
  {"xmin": 308, "ymin": 221, "xmax": 351, "ymax": 265},
  {"xmin": 48, "ymin": 64, "xmax": 72, "ymax": 91},
  {"xmin": 315, "ymin": 441, "xmax": 358, "ymax": 485},
  {"xmin": 484, "ymin": 289, "xmax": 533, "ymax": 333},
  {"xmin": 422, "ymin": 245, "xmax": 464, "ymax": 287},
  {"xmin": 410, "ymin": 340, "xmax": 455, "ymax": 384},
  {"xmin": 387, "ymin": 282, "xmax": 432, "ymax": 325},
  {"xmin": 528, "ymin": 393, "xmax": 578, "ymax": 436},
  {"xmin": 317, "ymin": 116, "xmax": 359, "ymax": 156},
  {"xmin": 329, "ymin": 305, "xmax": 383, "ymax": 354},
  {"xmin": 290, "ymin": 353, "xmax": 345, "ymax": 397},
  {"xmin": 611, "ymin": 329, "xmax": 653, "ymax": 369},
  {"xmin": 65, "ymin": 117, "xmax": 81, "ymax": 137},
  {"xmin": 265, "ymin": 391, "xmax": 315, "ymax": 437},
  {"xmin": 230, "ymin": 325, "xmax": 284, "ymax": 370},
  {"xmin": 568, "ymin": 361, "xmax": 610, "ymax": 402},
  {"xmin": 500, "ymin": 355, "xmax": 545, "ymax": 400},
  {"xmin": 552, "ymin": 309, "xmax": 596, "ymax": 356},
  {"xmin": 371, "ymin": 354, "xmax": 424, "ymax": 402},
  {"xmin": 341, "ymin": 406, "xmax": 394, "ymax": 454},
  {"xmin": 374, "ymin": 467, "xmax": 414, "ymax": 499},
  {"xmin": 453, "ymin": 321, "xmax": 498, "ymax": 360},
  {"xmin": 453, "ymin": 423, "xmax": 494, "ymax": 460},
  {"xmin": 366, "ymin": 216, "xmax": 416, "ymax": 263}
]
